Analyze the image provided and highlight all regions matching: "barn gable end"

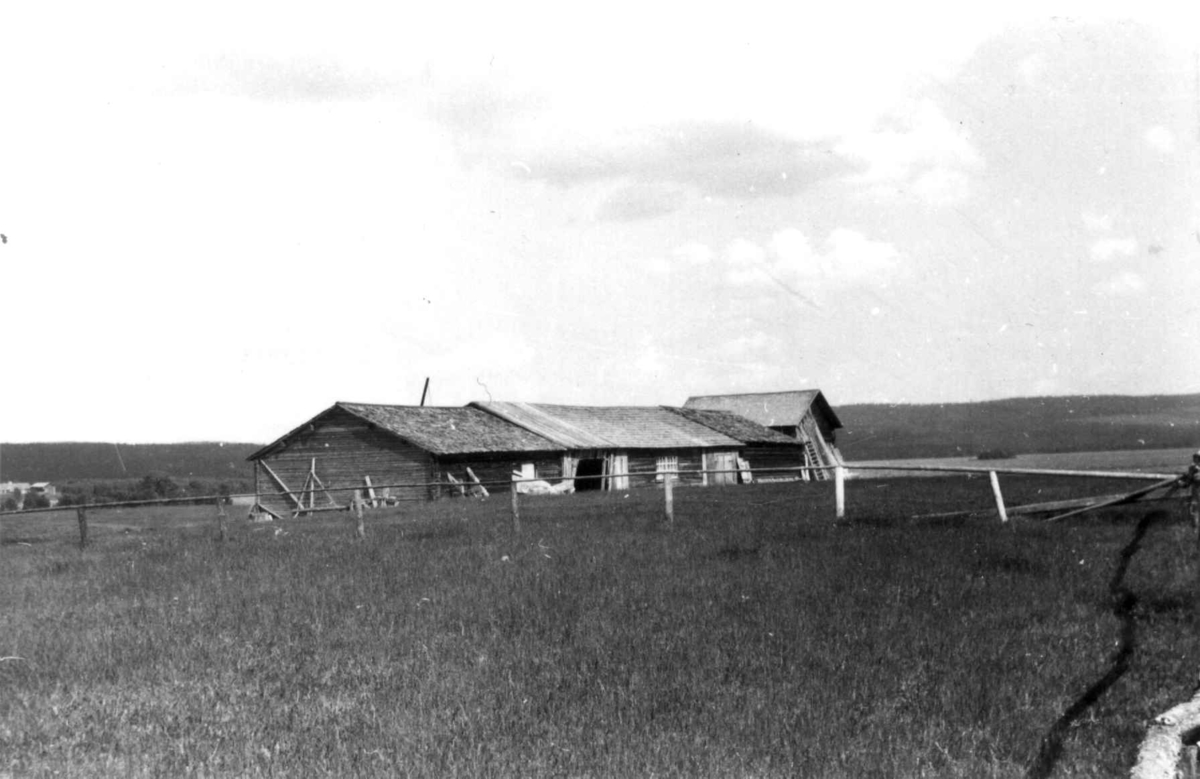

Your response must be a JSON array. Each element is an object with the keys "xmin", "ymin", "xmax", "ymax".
[
  {"xmin": 248, "ymin": 403, "xmax": 564, "ymax": 516},
  {"xmin": 682, "ymin": 390, "xmax": 844, "ymax": 479},
  {"xmin": 249, "ymin": 405, "xmax": 438, "ymax": 517}
]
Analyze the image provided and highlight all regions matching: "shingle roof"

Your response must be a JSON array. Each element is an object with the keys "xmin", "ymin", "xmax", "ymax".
[
  {"xmin": 664, "ymin": 407, "xmax": 804, "ymax": 445},
  {"xmin": 471, "ymin": 402, "xmax": 742, "ymax": 449},
  {"xmin": 683, "ymin": 390, "xmax": 842, "ymax": 430},
  {"xmin": 249, "ymin": 402, "xmax": 561, "ymax": 460},
  {"xmin": 338, "ymin": 403, "xmax": 562, "ymax": 455}
]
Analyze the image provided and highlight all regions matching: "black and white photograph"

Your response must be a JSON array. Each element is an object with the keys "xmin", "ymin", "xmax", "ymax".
[{"xmin": 2, "ymin": 3, "xmax": 1199, "ymax": 776}]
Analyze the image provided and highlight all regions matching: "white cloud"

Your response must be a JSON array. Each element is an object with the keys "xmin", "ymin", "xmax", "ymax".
[
  {"xmin": 769, "ymin": 229, "xmax": 816, "ymax": 273},
  {"xmin": 645, "ymin": 242, "xmax": 715, "ymax": 276},
  {"xmin": 725, "ymin": 237, "xmax": 777, "ymax": 287},
  {"xmin": 836, "ymin": 98, "xmax": 981, "ymax": 206},
  {"xmin": 647, "ymin": 256, "xmax": 672, "ymax": 276},
  {"xmin": 724, "ymin": 227, "xmax": 902, "ymax": 292},
  {"xmin": 822, "ymin": 229, "xmax": 903, "ymax": 283},
  {"xmin": 1017, "ymin": 53, "xmax": 1046, "ymax": 84},
  {"xmin": 1089, "ymin": 237, "xmax": 1138, "ymax": 262},
  {"xmin": 1082, "ymin": 210, "xmax": 1113, "ymax": 233},
  {"xmin": 836, "ymin": 99, "xmax": 981, "ymax": 180},
  {"xmin": 1093, "ymin": 271, "xmax": 1146, "ymax": 297},
  {"xmin": 911, "ymin": 168, "xmax": 972, "ymax": 208},
  {"xmin": 673, "ymin": 242, "xmax": 714, "ymax": 266},
  {"xmin": 1145, "ymin": 125, "xmax": 1175, "ymax": 154}
]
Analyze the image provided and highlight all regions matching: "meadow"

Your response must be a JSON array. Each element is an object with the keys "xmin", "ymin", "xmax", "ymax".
[{"xmin": 2, "ymin": 474, "xmax": 1198, "ymax": 777}]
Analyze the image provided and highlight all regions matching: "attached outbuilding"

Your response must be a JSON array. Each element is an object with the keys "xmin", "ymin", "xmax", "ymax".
[
  {"xmin": 683, "ymin": 390, "xmax": 843, "ymax": 479},
  {"xmin": 471, "ymin": 401, "xmax": 761, "ymax": 489},
  {"xmin": 246, "ymin": 402, "xmax": 563, "ymax": 518},
  {"xmin": 665, "ymin": 406, "xmax": 807, "ymax": 481}
]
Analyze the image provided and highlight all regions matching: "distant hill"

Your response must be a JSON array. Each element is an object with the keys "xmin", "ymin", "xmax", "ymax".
[
  {"xmin": 836, "ymin": 394, "xmax": 1200, "ymax": 461},
  {"xmin": 5, "ymin": 393, "xmax": 1199, "ymax": 479},
  {"xmin": 0, "ymin": 442, "xmax": 262, "ymax": 482}
]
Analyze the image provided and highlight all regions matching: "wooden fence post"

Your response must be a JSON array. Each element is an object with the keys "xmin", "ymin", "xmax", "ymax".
[
  {"xmin": 76, "ymin": 506, "xmax": 88, "ymax": 549},
  {"xmin": 216, "ymin": 497, "xmax": 228, "ymax": 542},
  {"xmin": 1189, "ymin": 453, "xmax": 1200, "ymax": 541},
  {"xmin": 989, "ymin": 471, "xmax": 1009, "ymax": 524},
  {"xmin": 511, "ymin": 483, "xmax": 521, "ymax": 533},
  {"xmin": 664, "ymin": 473, "xmax": 674, "ymax": 525},
  {"xmin": 353, "ymin": 492, "xmax": 365, "ymax": 540},
  {"xmin": 835, "ymin": 465, "xmax": 846, "ymax": 519}
]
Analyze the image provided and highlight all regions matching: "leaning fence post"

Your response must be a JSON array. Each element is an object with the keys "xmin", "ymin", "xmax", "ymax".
[
  {"xmin": 664, "ymin": 472, "xmax": 675, "ymax": 525},
  {"xmin": 835, "ymin": 465, "xmax": 846, "ymax": 519},
  {"xmin": 216, "ymin": 497, "xmax": 228, "ymax": 542},
  {"xmin": 511, "ymin": 482, "xmax": 521, "ymax": 533},
  {"xmin": 989, "ymin": 471, "xmax": 1009, "ymax": 524},
  {"xmin": 76, "ymin": 506, "xmax": 88, "ymax": 549}
]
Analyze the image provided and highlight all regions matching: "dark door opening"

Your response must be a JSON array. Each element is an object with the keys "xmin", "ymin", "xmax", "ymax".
[{"xmin": 574, "ymin": 458, "xmax": 605, "ymax": 491}]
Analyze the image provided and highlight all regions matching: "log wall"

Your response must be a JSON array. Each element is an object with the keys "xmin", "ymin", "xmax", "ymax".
[
  {"xmin": 253, "ymin": 407, "xmax": 435, "ymax": 516},
  {"xmin": 743, "ymin": 445, "xmax": 806, "ymax": 481}
]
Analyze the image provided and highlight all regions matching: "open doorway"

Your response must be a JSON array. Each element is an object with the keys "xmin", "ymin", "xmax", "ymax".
[{"xmin": 574, "ymin": 458, "xmax": 605, "ymax": 491}]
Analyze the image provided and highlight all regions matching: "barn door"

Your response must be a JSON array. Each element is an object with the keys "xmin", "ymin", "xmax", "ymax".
[
  {"xmin": 707, "ymin": 452, "xmax": 737, "ymax": 486},
  {"xmin": 607, "ymin": 453, "xmax": 629, "ymax": 491}
]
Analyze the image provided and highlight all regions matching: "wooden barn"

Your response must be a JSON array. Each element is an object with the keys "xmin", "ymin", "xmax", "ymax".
[
  {"xmin": 683, "ymin": 390, "xmax": 843, "ymax": 480},
  {"xmin": 246, "ymin": 402, "xmax": 562, "ymax": 518},
  {"xmin": 470, "ymin": 401, "xmax": 794, "ymax": 489}
]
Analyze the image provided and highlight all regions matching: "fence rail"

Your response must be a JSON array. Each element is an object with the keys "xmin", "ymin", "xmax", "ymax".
[
  {"xmin": 3, "ymin": 458, "xmax": 1194, "ymax": 546},
  {"xmin": 0, "ymin": 461, "xmax": 1187, "ymax": 518}
]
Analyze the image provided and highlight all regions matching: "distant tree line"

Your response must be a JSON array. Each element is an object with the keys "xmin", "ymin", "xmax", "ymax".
[
  {"xmin": 1, "ymin": 488, "xmax": 52, "ymax": 512},
  {"xmin": 0, "ymin": 442, "xmax": 261, "ymax": 482},
  {"xmin": 54, "ymin": 475, "xmax": 253, "ymax": 507}
]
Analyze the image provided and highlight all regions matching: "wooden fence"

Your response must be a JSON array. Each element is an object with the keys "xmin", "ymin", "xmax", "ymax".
[{"xmin": 4, "ymin": 459, "xmax": 1194, "ymax": 545}]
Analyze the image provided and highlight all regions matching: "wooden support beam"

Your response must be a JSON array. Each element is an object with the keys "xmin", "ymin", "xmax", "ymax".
[
  {"xmin": 1045, "ymin": 476, "xmax": 1182, "ymax": 522},
  {"xmin": 260, "ymin": 462, "xmax": 303, "ymax": 510},
  {"xmin": 989, "ymin": 471, "xmax": 1009, "ymax": 524},
  {"xmin": 466, "ymin": 468, "xmax": 489, "ymax": 499},
  {"xmin": 364, "ymin": 475, "xmax": 377, "ymax": 508},
  {"xmin": 295, "ymin": 470, "xmax": 314, "ymax": 516},
  {"xmin": 309, "ymin": 471, "xmax": 338, "ymax": 507}
]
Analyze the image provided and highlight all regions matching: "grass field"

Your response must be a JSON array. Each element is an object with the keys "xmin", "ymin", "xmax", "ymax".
[{"xmin": 2, "ymin": 476, "xmax": 1198, "ymax": 777}]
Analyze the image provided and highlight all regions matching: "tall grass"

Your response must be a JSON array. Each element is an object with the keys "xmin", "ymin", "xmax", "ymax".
[{"xmin": 2, "ymin": 480, "xmax": 1197, "ymax": 777}]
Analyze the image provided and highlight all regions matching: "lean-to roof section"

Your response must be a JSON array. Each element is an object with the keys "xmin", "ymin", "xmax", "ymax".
[{"xmin": 472, "ymin": 402, "xmax": 743, "ymax": 450}]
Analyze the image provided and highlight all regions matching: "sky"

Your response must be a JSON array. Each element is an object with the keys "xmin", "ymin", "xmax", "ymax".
[{"xmin": 1, "ymin": 2, "xmax": 1198, "ymax": 443}]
